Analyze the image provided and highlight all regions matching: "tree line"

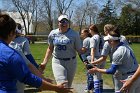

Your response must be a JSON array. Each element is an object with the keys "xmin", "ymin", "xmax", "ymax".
[{"xmin": 1, "ymin": 0, "xmax": 140, "ymax": 36}]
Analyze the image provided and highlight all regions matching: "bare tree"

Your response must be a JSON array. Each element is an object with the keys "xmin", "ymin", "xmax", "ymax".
[
  {"xmin": 56, "ymin": 0, "xmax": 74, "ymax": 14},
  {"xmin": 12, "ymin": 0, "xmax": 36, "ymax": 35},
  {"xmin": 86, "ymin": 0, "xmax": 98, "ymax": 25},
  {"xmin": 73, "ymin": 0, "xmax": 98, "ymax": 32},
  {"xmin": 73, "ymin": 3, "xmax": 87, "ymax": 32},
  {"xmin": 43, "ymin": 0, "xmax": 53, "ymax": 31}
]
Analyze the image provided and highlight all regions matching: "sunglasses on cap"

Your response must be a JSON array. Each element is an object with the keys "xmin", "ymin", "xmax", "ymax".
[{"xmin": 59, "ymin": 19, "xmax": 69, "ymax": 24}]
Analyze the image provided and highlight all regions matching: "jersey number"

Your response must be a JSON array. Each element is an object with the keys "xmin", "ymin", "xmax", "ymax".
[{"xmin": 57, "ymin": 45, "xmax": 66, "ymax": 50}]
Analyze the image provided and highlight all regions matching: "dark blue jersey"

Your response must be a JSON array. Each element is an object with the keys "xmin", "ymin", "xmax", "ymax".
[{"xmin": 0, "ymin": 40, "xmax": 42, "ymax": 93}]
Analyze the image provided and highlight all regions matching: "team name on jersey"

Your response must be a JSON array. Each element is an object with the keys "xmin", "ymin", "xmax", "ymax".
[{"xmin": 52, "ymin": 34, "xmax": 72, "ymax": 45}]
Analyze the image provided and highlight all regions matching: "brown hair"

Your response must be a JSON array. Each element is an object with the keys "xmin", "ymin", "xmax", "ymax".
[
  {"xmin": 0, "ymin": 13, "xmax": 16, "ymax": 39},
  {"xmin": 109, "ymin": 26, "xmax": 120, "ymax": 38},
  {"xmin": 89, "ymin": 24, "xmax": 99, "ymax": 33},
  {"xmin": 104, "ymin": 24, "xmax": 115, "ymax": 32},
  {"xmin": 82, "ymin": 28, "xmax": 92, "ymax": 37}
]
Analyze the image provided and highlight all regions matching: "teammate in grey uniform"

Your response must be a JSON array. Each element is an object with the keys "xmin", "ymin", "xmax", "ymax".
[
  {"xmin": 91, "ymin": 24, "xmax": 129, "ymax": 92},
  {"xmin": 40, "ymin": 14, "xmax": 82, "ymax": 88},
  {"xmin": 88, "ymin": 27, "xmax": 138, "ymax": 93},
  {"xmin": 9, "ymin": 23, "xmax": 54, "ymax": 93},
  {"xmin": 89, "ymin": 24, "xmax": 104, "ymax": 93},
  {"xmin": 10, "ymin": 23, "xmax": 39, "ymax": 69},
  {"xmin": 80, "ymin": 28, "xmax": 93, "ymax": 92},
  {"xmin": 120, "ymin": 65, "xmax": 140, "ymax": 93},
  {"xmin": 92, "ymin": 24, "xmax": 129, "ymax": 65},
  {"xmin": 0, "ymin": 13, "xmax": 72, "ymax": 93}
]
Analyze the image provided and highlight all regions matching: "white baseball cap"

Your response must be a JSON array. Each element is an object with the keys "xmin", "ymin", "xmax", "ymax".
[
  {"xmin": 58, "ymin": 14, "xmax": 69, "ymax": 21},
  {"xmin": 104, "ymin": 34, "xmax": 120, "ymax": 41}
]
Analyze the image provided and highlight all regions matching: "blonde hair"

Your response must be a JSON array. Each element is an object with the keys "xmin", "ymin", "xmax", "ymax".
[{"xmin": 104, "ymin": 24, "xmax": 115, "ymax": 32}]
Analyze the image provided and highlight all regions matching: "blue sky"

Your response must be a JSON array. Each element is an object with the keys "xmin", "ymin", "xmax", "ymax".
[
  {"xmin": 0, "ymin": 0, "xmax": 107, "ymax": 11},
  {"xmin": 0, "ymin": 0, "xmax": 2, "ymax": 9}
]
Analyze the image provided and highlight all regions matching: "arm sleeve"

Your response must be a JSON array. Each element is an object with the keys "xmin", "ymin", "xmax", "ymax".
[
  {"xmin": 112, "ymin": 48, "xmax": 124, "ymax": 65},
  {"xmin": 106, "ymin": 64, "xmax": 118, "ymax": 74},
  {"xmin": 9, "ymin": 53, "xmax": 42, "ymax": 88},
  {"xmin": 75, "ymin": 32, "xmax": 82, "ymax": 51},
  {"xmin": 79, "ymin": 54, "xmax": 88, "ymax": 62},
  {"xmin": 48, "ymin": 32, "xmax": 53, "ymax": 45},
  {"xmin": 23, "ymin": 38, "xmax": 31, "ymax": 55},
  {"xmin": 101, "ymin": 41, "xmax": 111, "ymax": 56},
  {"xmin": 83, "ymin": 38, "xmax": 90, "ymax": 49},
  {"xmin": 90, "ymin": 37, "xmax": 96, "ymax": 48},
  {"xmin": 26, "ymin": 54, "xmax": 39, "ymax": 68}
]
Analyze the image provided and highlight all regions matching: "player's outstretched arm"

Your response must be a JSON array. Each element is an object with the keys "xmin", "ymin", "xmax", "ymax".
[
  {"xmin": 28, "ymin": 62, "xmax": 53, "ymax": 83},
  {"xmin": 40, "ymin": 45, "xmax": 53, "ymax": 71},
  {"xmin": 120, "ymin": 65, "xmax": 140, "ymax": 92},
  {"xmin": 91, "ymin": 55, "xmax": 107, "ymax": 65},
  {"xmin": 40, "ymin": 80, "xmax": 73, "ymax": 93}
]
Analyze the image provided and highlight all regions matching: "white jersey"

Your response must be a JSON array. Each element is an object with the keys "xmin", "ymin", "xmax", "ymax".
[
  {"xmin": 9, "ymin": 36, "xmax": 31, "ymax": 93},
  {"xmin": 112, "ymin": 43, "xmax": 138, "ymax": 74},
  {"xmin": 90, "ymin": 34, "xmax": 101, "ymax": 58},
  {"xmin": 101, "ymin": 35, "xmax": 129, "ymax": 61},
  {"xmin": 9, "ymin": 36, "xmax": 31, "ymax": 65},
  {"xmin": 9, "ymin": 36, "xmax": 31, "ymax": 55},
  {"xmin": 82, "ymin": 37, "xmax": 91, "ymax": 56},
  {"xmin": 48, "ymin": 28, "xmax": 82, "ymax": 58}
]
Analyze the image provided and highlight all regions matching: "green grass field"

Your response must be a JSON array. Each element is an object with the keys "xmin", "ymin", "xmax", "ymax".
[{"xmin": 30, "ymin": 43, "xmax": 140, "ymax": 91}]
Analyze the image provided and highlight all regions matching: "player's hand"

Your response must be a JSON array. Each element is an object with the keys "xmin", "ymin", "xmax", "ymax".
[
  {"xmin": 44, "ymin": 78, "xmax": 54, "ymax": 84},
  {"xmin": 39, "ymin": 63, "xmax": 46, "ymax": 72},
  {"xmin": 91, "ymin": 61, "xmax": 94, "ymax": 63},
  {"xmin": 91, "ymin": 61, "xmax": 97, "ymax": 65},
  {"xmin": 88, "ymin": 66, "xmax": 98, "ymax": 74},
  {"xmin": 56, "ymin": 81, "xmax": 73, "ymax": 93},
  {"xmin": 83, "ymin": 61, "xmax": 89, "ymax": 65},
  {"xmin": 120, "ymin": 79, "xmax": 132, "ymax": 92}
]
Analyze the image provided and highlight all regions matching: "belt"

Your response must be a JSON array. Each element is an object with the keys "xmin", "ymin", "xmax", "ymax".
[
  {"xmin": 54, "ymin": 56, "xmax": 76, "ymax": 61},
  {"xmin": 122, "ymin": 71, "xmax": 136, "ymax": 75}
]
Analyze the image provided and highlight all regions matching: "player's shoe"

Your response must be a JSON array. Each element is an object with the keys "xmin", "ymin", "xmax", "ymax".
[{"xmin": 84, "ymin": 88, "xmax": 90, "ymax": 93}]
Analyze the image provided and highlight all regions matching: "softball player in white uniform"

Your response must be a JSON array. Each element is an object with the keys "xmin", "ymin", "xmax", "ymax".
[
  {"xmin": 88, "ymin": 24, "xmax": 104, "ymax": 93},
  {"xmin": 50, "ymin": 28, "xmax": 81, "ymax": 87},
  {"xmin": 83, "ymin": 37, "xmax": 93, "ymax": 92},
  {"xmin": 120, "ymin": 65, "xmax": 140, "ymax": 93},
  {"xmin": 10, "ymin": 23, "xmax": 39, "ymax": 69},
  {"xmin": 90, "ymin": 34, "xmax": 104, "ymax": 93},
  {"xmin": 112, "ymin": 42, "xmax": 138, "ymax": 93},
  {"xmin": 101, "ymin": 35, "xmax": 129, "ymax": 91},
  {"xmin": 9, "ymin": 24, "xmax": 38, "ymax": 93},
  {"xmin": 92, "ymin": 24, "xmax": 129, "ymax": 92},
  {"xmin": 40, "ymin": 14, "xmax": 82, "ymax": 88},
  {"xmin": 80, "ymin": 29, "xmax": 92, "ymax": 92},
  {"xmin": 88, "ymin": 28, "xmax": 138, "ymax": 93}
]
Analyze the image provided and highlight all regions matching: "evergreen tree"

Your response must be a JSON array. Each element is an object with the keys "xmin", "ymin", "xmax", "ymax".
[
  {"xmin": 119, "ymin": 4, "xmax": 140, "ymax": 35},
  {"xmin": 97, "ymin": 0, "xmax": 117, "ymax": 34}
]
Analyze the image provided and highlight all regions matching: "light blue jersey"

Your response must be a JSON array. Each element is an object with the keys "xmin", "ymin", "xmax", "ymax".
[
  {"xmin": 112, "ymin": 44, "xmax": 138, "ymax": 74},
  {"xmin": 82, "ymin": 37, "xmax": 91, "ymax": 56},
  {"xmin": 111, "ymin": 42, "xmax": 138, "ymax": 92},
  {"xmin": 49, "ymin": 28, "xmax": 82, "ymax": 87},
  {"xmin": 9, "ymin": 36, "xmax": 31, "ymax": 55},
  {"xmin": 48, "ymin": 28, "xmax": 82, "ymax": 58},
  {"xmin": 101, "ymin": 35, "xmax": 129, "ymax": 62},
  {"xmin": 90, "ymin": 34, "xmax": 101, "ymax": 58}
]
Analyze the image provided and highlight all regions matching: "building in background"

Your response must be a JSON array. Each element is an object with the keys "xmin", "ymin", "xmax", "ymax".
[{"xmin": 7, "ymin": 11, "xmax": 33, "ymax": 35}]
